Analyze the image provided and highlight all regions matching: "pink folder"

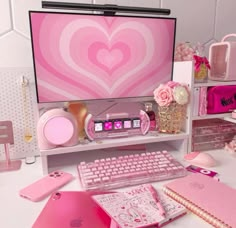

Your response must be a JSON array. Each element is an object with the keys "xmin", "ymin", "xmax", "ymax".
[{"xmin": 163, "ymin": 173, "xmax": 236, "ymax": 228}]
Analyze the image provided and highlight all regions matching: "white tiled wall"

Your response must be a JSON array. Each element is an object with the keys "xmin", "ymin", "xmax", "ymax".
[{"xmin": 1, "ymin": 0, "xmax": 236, "ymax": 67}]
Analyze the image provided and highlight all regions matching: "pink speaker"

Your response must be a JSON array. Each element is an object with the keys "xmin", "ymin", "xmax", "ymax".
[{"xmin": 37, "ymin": 108, "xmax": 78, "ymax": 150}]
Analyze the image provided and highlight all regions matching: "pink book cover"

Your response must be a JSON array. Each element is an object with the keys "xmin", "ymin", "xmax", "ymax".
[
  {"xmin": 92, "ymin": 184, "xmax": 186, "ymax": 228},
  {"xmin": 198, "ymin": 86, "xmax": 207, "ymax": 116},
  {"xmin": 163, "ymin": 173, "xmax": 236, "ymax": 228}
]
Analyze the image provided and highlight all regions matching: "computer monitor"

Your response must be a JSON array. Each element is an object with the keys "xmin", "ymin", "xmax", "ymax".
[{"xmin": 29, "ymin": 11, "xmax": 176, "ymax": 103}]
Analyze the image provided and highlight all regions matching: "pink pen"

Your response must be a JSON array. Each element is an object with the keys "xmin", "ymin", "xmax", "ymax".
[{"xmin": 148, "ymin": 185, "xmax": 165, "ymax": 217}]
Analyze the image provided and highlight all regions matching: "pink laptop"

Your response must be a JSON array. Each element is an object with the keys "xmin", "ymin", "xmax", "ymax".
[{"xmin": 32, "ymin": 191, "xmax": 112, "ymax": 228}]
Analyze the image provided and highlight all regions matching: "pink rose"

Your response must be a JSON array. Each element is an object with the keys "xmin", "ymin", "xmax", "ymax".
[
  {"xmin": 166, "ymin": 81, "xmax": 180, "ymax": 89},
  {"xmin": 153, "ymin": 84, "xmax": 173, "ymax": 106}
]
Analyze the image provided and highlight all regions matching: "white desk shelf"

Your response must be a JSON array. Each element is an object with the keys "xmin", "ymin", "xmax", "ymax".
[
  {"xmin": 37, "ymin": 61, "xmax": 194, "ymax": 174},
  {"xmin": 38, "ymin": 61, "xmax": 236, "ymax": 174},
  {"xmin": 194, "ymin": 79, "xmax": 236, "ymax": 87},
  {"xmin": 174, "ymin": 61, "xmax": 236, "ymax": 152},
  {"xmin": 41, "ymin": 132, "xmax": 189, "ymax": 174}
]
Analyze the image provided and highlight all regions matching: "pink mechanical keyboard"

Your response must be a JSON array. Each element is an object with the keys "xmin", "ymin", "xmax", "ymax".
[{"xmin": 77, "ymin": 150, "xmax": 187, "ymax": 190}]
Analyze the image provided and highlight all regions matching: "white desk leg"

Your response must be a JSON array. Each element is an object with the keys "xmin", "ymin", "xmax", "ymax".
[{"xmin": 41, "ymin": 155, "xmax": 49, "ymax": 175}]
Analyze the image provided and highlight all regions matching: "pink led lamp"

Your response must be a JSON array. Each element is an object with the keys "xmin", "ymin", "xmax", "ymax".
[
  {"xmin": 37, "ymin": 109, "xmax": 78, "ymax": 150},
  {"xmin": 0, "ymin": 121, "xmax": 21, "ymax": 172}
]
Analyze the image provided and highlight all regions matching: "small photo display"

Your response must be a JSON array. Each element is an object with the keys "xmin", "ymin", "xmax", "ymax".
[
  {"xmin": 94, "ymin": 121, "xmax": 103, "ymax": 132},
  {"xmin": 114, "ymin": 120, "xmax": 123, "ymax": 130},
  {"xmin": 132, "ymin": 118, "xmax": 141, "ymax": 128},
  {"xmin": 123, "ymin": 119, "xmax": 132, "ymax": 129},
  {"xmin": 104, "ymin": 121, "xmax": 113, "ymax": 131}
]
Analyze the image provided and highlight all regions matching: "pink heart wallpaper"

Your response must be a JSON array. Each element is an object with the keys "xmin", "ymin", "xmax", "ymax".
[{"xmin": 29, "ymin": 12, "xmax": 176, "ymax": 103}]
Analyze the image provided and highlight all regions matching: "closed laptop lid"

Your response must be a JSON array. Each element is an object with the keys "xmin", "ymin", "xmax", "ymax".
[{"xmin": 32, "ymin": 191, "xmax": 112, "ymax": 228}]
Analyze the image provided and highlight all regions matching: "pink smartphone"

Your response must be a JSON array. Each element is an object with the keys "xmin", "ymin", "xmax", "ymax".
[{"xmin": 19, "ymin": 170, "xmax": 74, "ymax": 202}]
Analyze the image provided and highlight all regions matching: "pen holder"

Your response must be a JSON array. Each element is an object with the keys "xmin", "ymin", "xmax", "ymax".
[{"xmin": 157, "ymin": 102, "xmax": 187, "ymax": 133}]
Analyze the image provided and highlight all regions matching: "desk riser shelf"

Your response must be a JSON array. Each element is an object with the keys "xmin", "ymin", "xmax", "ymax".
[
  {"xmin": 40, "ymin": 133, "xmax": 189, "ymax": 174},
  {"xmin": 39, "ymin": 61, "xmax": 236, "ymax": 174},
  {"xmin": 42, "ymin": 140, "xmax": 188, "ymax": 174}
]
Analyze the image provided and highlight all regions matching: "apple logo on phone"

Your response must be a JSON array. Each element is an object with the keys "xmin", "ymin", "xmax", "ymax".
[{"xmin": 70, "ymin": 219, "xmax": 83, "ymax": 227}]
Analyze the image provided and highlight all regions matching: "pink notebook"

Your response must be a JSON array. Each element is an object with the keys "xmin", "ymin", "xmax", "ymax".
[
  {"xmin": 32, "ymin": 191, "xmax": 112, "ymax": 228},
  {"xmin": 93, "ymin": 184, "xmax": 186, "ymax": 228},
  {"xmin": 163, "ymin": 173, "xmax": 236, "ymax": 228}
]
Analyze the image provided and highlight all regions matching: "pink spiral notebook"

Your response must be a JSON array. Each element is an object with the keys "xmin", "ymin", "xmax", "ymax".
[{"xmin": 163, "ymin": 173, "xmax": 236, "ymax": 228}]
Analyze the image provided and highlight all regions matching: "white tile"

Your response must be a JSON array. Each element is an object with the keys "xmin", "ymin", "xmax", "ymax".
[
  {"xmin": 162, "ymin": 0, "xmax": 216, "ymax": 45},
  {"xmin": 2, "ymin": 0, "xmax": 236, "ymax": 68},
  {"xmin": 204, "ymin": 38, "xmax": 217, "ymax": 58},
  {"xmin": 0, "ymin": 31, "xmax": 33, "ymax": 67},
  {"xmin": 11, "ymin": 0, "xmax": 42, "ymax": 38},
  {"xmin": 11, "ymin": 0, "xmax": 93, "ymax": 38},
  {"xmin": 0, "ymin": 0, "xmax": 12, "ymax": 35},
  {"xmin": 131, "ymin": 0, "xmax": 160, "ymax": 7},
  {"xmin": 215, "ymin": 0, "xmax": 236, "ymax": 41}
]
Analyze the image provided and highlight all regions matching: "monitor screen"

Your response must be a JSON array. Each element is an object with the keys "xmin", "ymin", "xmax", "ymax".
[{"xmin": 29, "ymin": 11, "xmax": 176, "ymax": 103}]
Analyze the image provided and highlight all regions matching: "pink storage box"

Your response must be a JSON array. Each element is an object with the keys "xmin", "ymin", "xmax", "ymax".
[
  {"xmin": 192, "ymin": 132, "xmax": 236, "ymax": 143},
  {"xmin": 207, "ymin": 85, "xmax": 236, "ymax": 114},
  {"xmin": 192, "ymin": 139, "xmax": 229, "ymax": 151},
  {"xmin": 209, "ymin": 34, "xmax": 236, "ymax": 81},
  {"xmin": 192, "ymin": 118, "xmax": 236, "ymax": 135}
]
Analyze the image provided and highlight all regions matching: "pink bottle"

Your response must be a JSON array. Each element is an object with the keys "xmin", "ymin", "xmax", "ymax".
[{"xmin": 145, "ymin": 103, "xmax": 156, "ymax": 131}]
